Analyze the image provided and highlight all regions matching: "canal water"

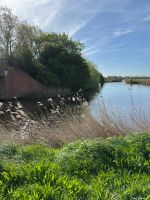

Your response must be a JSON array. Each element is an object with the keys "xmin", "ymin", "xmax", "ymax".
[
  {"xmin": 4, "ymin": 82, "xmax": 150, "ymax": 120},
  {"xmin": 90, "ymin": 82, "xmax": 150, "ymax": 119}
]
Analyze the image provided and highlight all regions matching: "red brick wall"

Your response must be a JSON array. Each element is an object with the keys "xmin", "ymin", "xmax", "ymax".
[{"xmin": 4, "ymin": 68, "xmax": 46, "ymax": 98}]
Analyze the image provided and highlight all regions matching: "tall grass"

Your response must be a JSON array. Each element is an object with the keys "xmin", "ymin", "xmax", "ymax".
[
  {"xmin": 126, "ymin": 78, "xmax": 150, "ymax": 86},
  {"xmin": 0, "ymin": 94, "xmax": 150, "ymax": 199},
  {"xmin": 0, "ymin": 92, "xmax": 150, "ymax": 146}
]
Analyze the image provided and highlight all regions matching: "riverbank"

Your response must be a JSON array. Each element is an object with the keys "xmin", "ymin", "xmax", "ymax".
[
  {"xmin": 0, "ymin": 133, "xmax": 149, "ymax": 199},
  {"xmin": 125, "ymin": 78, "xmax": 150, "ymax": 86},
  {"xmin": 104, "ymin": 77, "xmax": 123, "ymax": 83},
  {"xmin": 1, "ymin": 88, "xmax": 150, "ymax": 146},
  {"xmin": 0, "ymin": 84, "xmax": 150, "ymax": 199}
]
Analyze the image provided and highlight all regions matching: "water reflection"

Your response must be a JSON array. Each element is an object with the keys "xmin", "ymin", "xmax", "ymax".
[{"xmin": 90, "ymin": 82, "xmax": 150, "ymax": 120}]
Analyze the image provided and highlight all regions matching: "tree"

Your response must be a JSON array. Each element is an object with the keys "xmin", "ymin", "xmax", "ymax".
[
  {"xmin": 35, "ymin": 32, "xmax": 84, "ymax": 58},
  {"xmin": 35, "ymin": 33, "xmax": 90, "ymax": 90},
  {"xmin": 15, "ymin": 22, "xmax": 42, "ymax": 59},
  {"xmin": 14, "ymin": 22, "xmax": 42, "ymax": 77},
  {"xmin": 84, "ymin": 61, "xmax": 103, "ymax": 91},
  {"xmin": 0, "ymin": 6, "xmax": 18, "ymax": 63},
  {"xmin": 0, "ymin": 6, "xmax": 103, "ymax": 95}
]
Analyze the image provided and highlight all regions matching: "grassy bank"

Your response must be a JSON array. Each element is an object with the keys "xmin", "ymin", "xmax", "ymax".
[
  {"xmin": 126, "ymin": 78, "xmax": 150, "ymax": 86},
  {"xmin": 0, "ymin": 133, "xmax": 150, "ymax": 199}
]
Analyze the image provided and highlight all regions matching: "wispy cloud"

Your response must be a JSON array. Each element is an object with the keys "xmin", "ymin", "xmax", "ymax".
[
  {"xmin": 0, "ymin": 0, "xmax": 131, "ymax": 36},
  {"xmin": 84, "ymin": 49, "xmax": 99, "ymax": 56},
  {"xmin": 0, "ymin": 0, "xmax": 101, "ymax": 36},
  {"xmin": 83, "ymin": 43, "xmax": 100, "ymax": 56},
  {"xmin": 1, "ymin": 0, "xmax": 150, "ymax": 76},
  {"xmin": 113, "ymin": 29, "xmax": 133, "ymax": 37}
]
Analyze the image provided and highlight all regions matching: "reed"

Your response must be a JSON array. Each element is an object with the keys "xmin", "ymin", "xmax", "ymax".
[
  {"xmin": 126, "ymin": 78, "xmax": 150, "ymax": 86},
  {"xmin": 0, "ymin": 93, "xmax": 150, "ymax": 146}
]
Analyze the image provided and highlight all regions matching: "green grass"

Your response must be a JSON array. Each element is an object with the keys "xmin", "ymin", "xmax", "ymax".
[{"xmin": 0, "ymin": 133, "xmax": 150, "ymax": 199}]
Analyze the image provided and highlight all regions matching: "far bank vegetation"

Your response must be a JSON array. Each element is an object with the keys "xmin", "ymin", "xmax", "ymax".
[{"xmin": 126, "ymin": 78, "xmax": 150, "ymax": 86}]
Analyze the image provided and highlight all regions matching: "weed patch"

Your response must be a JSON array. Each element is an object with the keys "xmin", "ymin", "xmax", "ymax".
[{"xmin": 0, "ymin": 133, "xmax": 150, "ymax": 199}]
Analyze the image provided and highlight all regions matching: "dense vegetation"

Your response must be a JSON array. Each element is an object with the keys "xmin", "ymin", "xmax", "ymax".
[
  {"xmin": 105, "ymin": 76, "xmax": 150, "ymax": 84},
  {"xmin": 0, "ymin": 6, "xmax": 103, "ymax": 93},
  {"xmin": 126, "ymin": 78, "xmax": 150, "ymax": 86},
  {"xmin": 105, "ymin": 76, "xmax": 123, "ymax": 82},
  {"xmin": 0, "ymin": 133, "xmax": 149, "ymax": 199}
]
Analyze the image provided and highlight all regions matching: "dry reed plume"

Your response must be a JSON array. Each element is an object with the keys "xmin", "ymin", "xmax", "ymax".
[{"xmin": 0, "ymin": 92, "xmax": 150, "ymax": 146}]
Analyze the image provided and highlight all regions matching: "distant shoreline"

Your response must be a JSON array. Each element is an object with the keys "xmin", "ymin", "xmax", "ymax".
[{"xmin": 125, "ymin": 78, "xmax": 150, "ymax": 86}]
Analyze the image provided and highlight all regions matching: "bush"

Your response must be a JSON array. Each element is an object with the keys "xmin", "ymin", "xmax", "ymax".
[{"xmin": 0, "ymin": 133, "xmax": 150, "ymax": 199}]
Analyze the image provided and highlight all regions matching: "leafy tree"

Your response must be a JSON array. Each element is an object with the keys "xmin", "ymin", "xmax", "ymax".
[
  {"xmin": 0, "ymin": 6, "xmax": 18, "ymax": 63},
  {"xmin": 36, "ymin": 33, "xmax": 90, "ymax": 90},
  {"xmin": 15, "ymin": 22, "xmax": 42, "ymax": 58},
  {"xmin": 35, "ymin": 32, "xmax": 84, "ymax": 57},
  {"xmin": 84, "ymin": 61, "xmax": 103, "ymax": 91},
  {"xmin": 0, "ymin": 6, "xmax": 104, "ymax": 95},
  {"xmin": 14, "ymin": 22, "xmax": 42, "ymax": 77}
]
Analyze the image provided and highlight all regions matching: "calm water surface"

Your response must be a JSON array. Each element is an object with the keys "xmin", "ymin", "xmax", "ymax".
[
  {"xmin": 90, "ymin": 82, "xmax": 150, "ymax": 118},
  {"xmin": 18, "ymin": 82, "xmax": 150, "ymax": 119}
]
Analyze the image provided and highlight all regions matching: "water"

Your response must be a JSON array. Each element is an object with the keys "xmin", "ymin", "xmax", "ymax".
[
  {"xmin": 4, "ymin": 82, "xmax": 150, "ymax": 120},
  {"xmin": 90, "ymin": 82, "xmax": 150, "ymax": 119}
]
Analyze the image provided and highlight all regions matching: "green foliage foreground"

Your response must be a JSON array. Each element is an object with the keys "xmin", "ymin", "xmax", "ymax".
[{"xmin": 0, "ymin": 133, "xmax": 150, "ymax": 199}]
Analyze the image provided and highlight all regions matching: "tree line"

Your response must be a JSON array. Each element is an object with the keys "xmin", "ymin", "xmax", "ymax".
[{"xmin": 0, "ymin": 6, "xmax": 104, "ymax": 92}]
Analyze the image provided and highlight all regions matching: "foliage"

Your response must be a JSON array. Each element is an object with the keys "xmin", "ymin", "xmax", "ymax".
[
  {"xmin": 0, "ymin": 133, "xmax": 150, "ymax": 199},
  {"xmin": 0, "ymin": 6, "xmax": 18, "ymax": 63},
  {"xmin": 105, "ymin": 76, "xmax": 123, "ymax": 83},
  {"xmin": 13, "ymin": 22, "xmax": 42, "ymax": 78},
  {"xmin": 84, "ymin": 61, "xmax": 104, "ymax": 91},
  {"xmin": 0, "ymin": 6, "xmax": 104, "ymax": 94},
  {"xmin": 35, "ymin": 33, "xmax": 91, "ymax": 90}
]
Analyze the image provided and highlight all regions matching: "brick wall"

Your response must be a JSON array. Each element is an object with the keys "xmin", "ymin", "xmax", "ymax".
[{"xmin": 4, "ymin": 68, "xmax": 46, "ymax": 98}]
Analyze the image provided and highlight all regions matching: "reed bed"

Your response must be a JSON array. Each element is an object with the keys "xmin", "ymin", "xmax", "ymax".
[
  {"xmin": 126, "ymin": 78, "xmax": 150, "ymax": 86},
  {"xmin": 0, "ymin": 92, "xmax": 150, "ymax": 146}
]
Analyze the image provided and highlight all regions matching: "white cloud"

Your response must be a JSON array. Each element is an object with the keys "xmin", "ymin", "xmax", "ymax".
[
  {"xmin": 84, "ymin": 49, "xmax": 99, "ymax": 56},
  {"xmin": 0, "ymin": 0, "xmax": 129, "ymax": 36},
  {"xmin": 0, "ymin": 0, "xmax": 50, "ymax": 10},
  {"xmin": 113, "ymin": 29, "xmax": 133, "ymax": 37},
  {"xmin": 0, "ymin": 0, "xmax": 148, "ymax": 60},
  {"xmin": 83, "ymin": 43, "xmax": 100, "ymax": 56},
  {"xmin": 0, "ymin": 0, "xmax": 65, "ymax": 26},
  {"xmin": 0, "ymin": 0, "xmax": 98, "ymax": 34}
]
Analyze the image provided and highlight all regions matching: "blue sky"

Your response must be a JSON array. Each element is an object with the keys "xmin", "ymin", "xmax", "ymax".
[{"xmin": 1, "ymin": 0, "xmax": 150, "ymax": 76}]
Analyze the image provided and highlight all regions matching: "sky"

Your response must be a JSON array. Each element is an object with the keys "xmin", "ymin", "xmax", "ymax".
[{"xmin": 0, "ymin": 0, "xmax": 150, "ymax": 76}]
